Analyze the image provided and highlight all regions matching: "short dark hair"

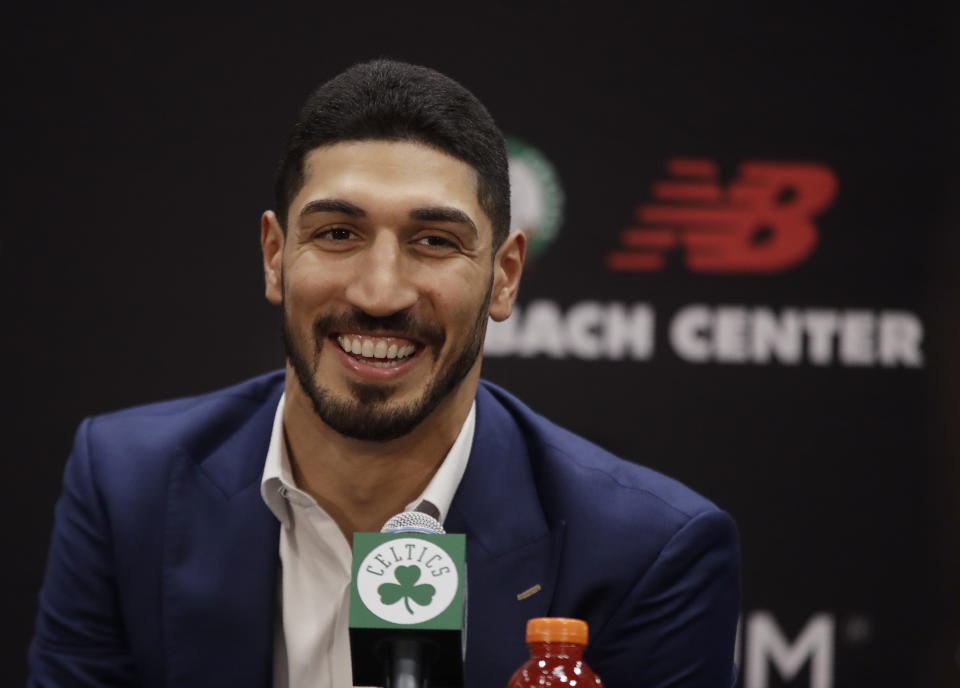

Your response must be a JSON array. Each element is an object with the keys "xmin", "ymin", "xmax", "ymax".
[{"xmin": 274, "ymin": 59, "xmax": 511, "ymax": 249}]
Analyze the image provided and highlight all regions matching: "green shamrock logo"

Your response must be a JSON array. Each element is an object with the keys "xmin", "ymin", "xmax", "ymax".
[{"xmin": 378, "ymin": 565, "xmax": 436, "ymax": 615}]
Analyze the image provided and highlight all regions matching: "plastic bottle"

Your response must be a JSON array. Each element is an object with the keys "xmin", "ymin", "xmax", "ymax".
[{"xmin": 507, "ymin": 617, "xmax": 604, "ymax": 687}]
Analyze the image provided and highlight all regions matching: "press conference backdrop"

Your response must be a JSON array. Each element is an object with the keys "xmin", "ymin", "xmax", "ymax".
[{"xmin": 4, "ymin": 4, "xmax": 957, "ymax": 687}]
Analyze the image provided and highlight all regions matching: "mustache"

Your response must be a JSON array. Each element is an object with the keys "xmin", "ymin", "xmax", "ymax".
[{"xmin": 313, "ymin": 308, "xmax": 446, "ymax": 352}]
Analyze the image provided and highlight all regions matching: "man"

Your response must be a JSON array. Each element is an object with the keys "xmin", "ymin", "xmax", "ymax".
[{"xmin": 30, "ymin": 60, "xmax": 740, "ymax": 687}]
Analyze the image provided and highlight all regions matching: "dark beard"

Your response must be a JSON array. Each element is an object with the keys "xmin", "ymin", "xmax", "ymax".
[{"xmin": 281, "ymin": 284, "xmax": 492, "ymax": 442}]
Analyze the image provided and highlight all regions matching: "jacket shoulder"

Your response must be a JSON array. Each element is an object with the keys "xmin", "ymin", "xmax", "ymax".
[
  {"xmin": 89, "ymin": 371, "xmax": 284, "ymax": 439},
  {"xmin": 478, "ymin": 379, "xmax": 723, "ymax": 530},
  {"xmin": 72, "ymin": 370, "xmax": 285, "ymax": 510},
  {"xmin": 84, "ymin": 371, "xmax": 284, "ymax": 457}
]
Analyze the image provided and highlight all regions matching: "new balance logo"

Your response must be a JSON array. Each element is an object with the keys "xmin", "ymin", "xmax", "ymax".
[{"xmin": 606, "ymin": 158, "xmax": 838, "ymax": 273}]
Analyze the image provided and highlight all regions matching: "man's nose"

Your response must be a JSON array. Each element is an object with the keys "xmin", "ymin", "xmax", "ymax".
[{"xmin": 343, "ymin": 233, "xmax": 418, "ymax": 317}]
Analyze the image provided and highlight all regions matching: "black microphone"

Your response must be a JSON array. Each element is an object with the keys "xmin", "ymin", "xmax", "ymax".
[{"xmin": 349, "ymin": 506, "xmax": 467, "ymax": 688}]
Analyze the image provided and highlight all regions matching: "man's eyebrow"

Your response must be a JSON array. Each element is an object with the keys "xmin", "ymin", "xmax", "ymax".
[
  {"xmin": 409, "ymin": 206, "xmax": 478, "ymax": 237},
  {"xmin": 299, "ymin": 198, "xmax": 366, "ymax": 218}
]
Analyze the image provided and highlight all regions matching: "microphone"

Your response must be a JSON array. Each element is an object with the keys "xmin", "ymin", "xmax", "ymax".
[
  {"xmin": 349, "ymin": 505, "xmax": 467, "ymax": 688},
  {"xmin": 382, "ymin": 508, "xmax": 446, "ymax": 535}
]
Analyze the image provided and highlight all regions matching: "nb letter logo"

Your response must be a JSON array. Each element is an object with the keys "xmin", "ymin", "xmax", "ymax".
[{"xmin": 606, "ymin": 158, "xmax": 838, "ymax": 273}]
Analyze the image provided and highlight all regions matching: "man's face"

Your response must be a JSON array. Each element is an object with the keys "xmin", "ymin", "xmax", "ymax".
[{"xmin": 262, "ymin": 140, "xmax": 521, "ymax": 442}]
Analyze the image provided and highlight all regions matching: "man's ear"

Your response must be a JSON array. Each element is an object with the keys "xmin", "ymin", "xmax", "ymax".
[
  {"xmin": 261, "ymin": 210, "xmax": 284, "ymax": 306},
  {"xmin": 489, "ymin": 230, "xmax": 526, "ymax": 322}
]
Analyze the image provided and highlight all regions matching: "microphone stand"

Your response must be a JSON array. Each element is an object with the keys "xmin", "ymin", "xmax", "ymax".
[{"xmin": 386, "ymin": 637, "xmax": 425, "ymax": 688}]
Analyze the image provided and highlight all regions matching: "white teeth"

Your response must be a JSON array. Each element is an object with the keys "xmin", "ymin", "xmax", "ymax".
[{"xmin": 337, "ymin": 335, "xmax": 418, "ymax": 362}]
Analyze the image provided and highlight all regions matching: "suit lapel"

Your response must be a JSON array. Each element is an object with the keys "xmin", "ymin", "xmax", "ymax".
[
  {"xmin": 446, "ymin": 384, "xmax": 566, "ymax": 688},
  {"xmin": 162, "ymin": 386, "xmax": 282, "ymax": 687}
]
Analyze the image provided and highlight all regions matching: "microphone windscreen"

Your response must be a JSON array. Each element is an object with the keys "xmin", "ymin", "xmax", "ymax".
[{"xmin": 381, "ymin": 510, "xmax": 445, "ymax": 534}]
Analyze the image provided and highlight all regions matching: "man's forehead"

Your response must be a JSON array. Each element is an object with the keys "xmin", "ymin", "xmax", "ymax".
[
  {"xmin": 301, "ymin": 139, "xmax": 478, "ymax": 183},
  {"xmin": 294, "ymin": 140, "xmax": 489, "ymax": 227}
]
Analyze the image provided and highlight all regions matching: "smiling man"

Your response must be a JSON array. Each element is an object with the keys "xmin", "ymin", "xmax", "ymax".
[
  {"xmin": 265, "ymin": 138, "xmax": 520, "ymax": 539},
  {"xmin": 30, "ymin": 61, "xmax": 740, "ymax": 688}
]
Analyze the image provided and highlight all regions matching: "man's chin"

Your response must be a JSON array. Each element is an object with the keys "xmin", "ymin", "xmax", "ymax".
[
  {"xmin": 312, "ymin": 393, "xmax": 435, "ymax": 443},
  {"xmin": 346, "ymin": 380, "xmax": 402, "ymax": 406}
]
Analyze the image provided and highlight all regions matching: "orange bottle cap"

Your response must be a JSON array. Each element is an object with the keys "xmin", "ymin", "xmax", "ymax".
[{"xmin": 526, "ymin": 617, "xmax": 589, "ymax": 645}]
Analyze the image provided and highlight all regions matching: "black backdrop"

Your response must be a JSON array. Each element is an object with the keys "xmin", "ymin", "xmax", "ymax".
[{"xmin": 4, "ymin": 4, "xmax": 958, "ymax": 687}]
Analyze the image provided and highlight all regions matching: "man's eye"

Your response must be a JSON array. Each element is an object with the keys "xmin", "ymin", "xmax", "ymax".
[
  {"xmin": 318, "ymin": 227, "xmax": 356, "ymax": 241},
  {"xmin": 417, "ymin": 235, "xmax": 456, "ymax": 249}
]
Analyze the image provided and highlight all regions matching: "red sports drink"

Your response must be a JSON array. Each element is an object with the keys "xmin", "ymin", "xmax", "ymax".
[{"xmin": 507, "ymin": 617, "xmax": 604, "ymax": 687}]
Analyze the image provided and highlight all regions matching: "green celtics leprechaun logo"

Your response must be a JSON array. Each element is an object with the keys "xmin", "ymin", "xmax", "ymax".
[
  {"xmin": 355, "ymin": 536, "xmax": 461, "ymax": 625},
  {"xmin": 507, "ymin": 137, "xmax": 565, "ymax": 259}
]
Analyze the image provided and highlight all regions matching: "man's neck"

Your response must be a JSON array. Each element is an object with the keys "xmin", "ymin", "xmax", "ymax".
[{"xmin": 281, "ymin": 367, "xmax": 479, "ymax": 540}]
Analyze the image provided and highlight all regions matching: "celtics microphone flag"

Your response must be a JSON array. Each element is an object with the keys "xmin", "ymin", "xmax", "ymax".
[{"xmin": 350, "ymin": 531, "xmax": 467, "ymax": 686}]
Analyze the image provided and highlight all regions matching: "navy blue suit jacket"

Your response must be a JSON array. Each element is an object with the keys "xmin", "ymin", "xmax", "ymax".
[{"xmin": 30, "ymin": 371, "xmax": 740, "ymax": 687}]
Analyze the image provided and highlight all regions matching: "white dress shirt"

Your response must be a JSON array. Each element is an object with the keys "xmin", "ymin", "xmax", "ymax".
[{"xmin": 260, "ymin": 394, "xmax": 476, "ymax": 688}]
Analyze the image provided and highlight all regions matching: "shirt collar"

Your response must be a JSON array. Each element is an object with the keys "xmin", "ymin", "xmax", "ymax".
[
  {"xmin": 260, "ymin": 393, "xmax": 476, "ymax": 530},
  {"xmin": 260, "ymin": 393, "xmax": 297, "ymax": 529},
  {"xmin": 403, "ymin": 401, "xmax": 475, "ymax": 525}
]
